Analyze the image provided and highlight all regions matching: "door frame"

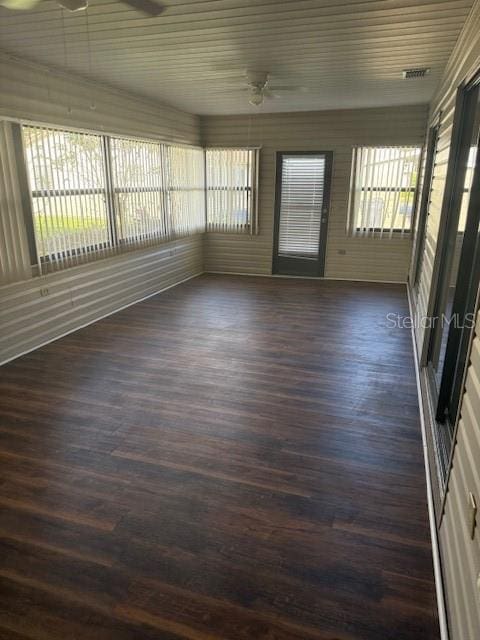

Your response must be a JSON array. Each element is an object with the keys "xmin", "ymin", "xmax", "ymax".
[
  {"xmin": 423, "ymin": 68, "xmax": 480, "ymax": 482},
  {"xmin": 272, "ymin": 150, "xmax": 333, "ymax": 277},
  {"xmin": 436, "ymin": 71, "xmax": 480, "ymax": 423}
]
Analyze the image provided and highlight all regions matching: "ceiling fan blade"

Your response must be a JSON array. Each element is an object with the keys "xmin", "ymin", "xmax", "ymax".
[
  {"xmin": 269, "ymin": 85, "xmax": 310, "ymax": 92},
  {"xmin": 120, "ymin": 0, "xmax": 166, "ymax": 16},
  {"xmin": 202, "ymin": 87, "xmax": 249, "ymax": 94},
  {"xmin": 263, "ymin": 90, "xmax": 281, "ymax": 100},
  {"xmin": 0, "ymin": 0, "xmax": 40, "ymax": 9}
]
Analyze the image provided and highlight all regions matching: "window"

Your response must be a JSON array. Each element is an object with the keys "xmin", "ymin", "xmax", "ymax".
[
  {"xmin": 348, "ymin": 146, "xmax": 422, "ymax": 236},
  {"xmin": 166, "ymin": 145, "xmax": 205, "ymax": 237},
  {"xmin": 21, "ymin": 124, "xmax": 206, "ymax": 274},
  {"xmin": 23, "ymin": 125, "xmax": 112, "ymax": 269},
  {"xmin": 110, "ymin": 136, "xmax": 167, "ymax": 247},
  {"xmin": 206, "ymin": 147, "xmax": 259, "ymax": 233}
]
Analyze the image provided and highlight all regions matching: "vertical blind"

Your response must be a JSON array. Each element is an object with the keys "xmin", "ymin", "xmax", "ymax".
[
  {"xmin": 23, "ymin": 125, "xmax": 112, "ymax": 270},
  {"xmin": 110, "ymin": 136, "xmax": 167, "ymax": 247},
  {"xmin": 206, "ymin": 147, "xmax": 258, "ymax": 233},
  {"xmin": 21, "ymin": 125, "xmax": 207, "ymax": 273},
  {"xmin": 278, "ymin": 155, "xmax": 325, "ymax": 256},
  {"xmin": 166, "ymin": 145, "xmax": 206, "ymax": 238},
  {"xmin": 348, "ymin": 146, "xmax": 422, "ymax": 237},
  {"xmin": 3, "ymin": 121, "xmax": 259, "ymax": 282}
]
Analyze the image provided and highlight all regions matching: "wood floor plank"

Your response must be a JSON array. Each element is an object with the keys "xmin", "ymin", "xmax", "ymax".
[{"xmin": 0, "ymin": 274, "xmax": 438, "ymax": 639}]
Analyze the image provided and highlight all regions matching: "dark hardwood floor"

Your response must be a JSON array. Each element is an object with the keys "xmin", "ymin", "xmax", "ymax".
[{"xmin": 0, "ymin": 274, "xmax": 438, "ymax": 640}]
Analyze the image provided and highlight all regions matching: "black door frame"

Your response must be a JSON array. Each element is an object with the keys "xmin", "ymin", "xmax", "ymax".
[
  {"xmin": 436, "ymin": 73, "xmax": 480, "ymax": 424},
  {"xmin": 272, "ymin": 151, "xmax": 333, "ymax": 277},
  {"xmin": 424, "ymin": 69, "xmax": 480, "ymax": 480}
]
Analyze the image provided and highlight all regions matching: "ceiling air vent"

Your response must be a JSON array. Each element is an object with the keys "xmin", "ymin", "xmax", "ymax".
[{"xmin": 402, "ymin": 68, "xmax": 430, "ymax": 79}]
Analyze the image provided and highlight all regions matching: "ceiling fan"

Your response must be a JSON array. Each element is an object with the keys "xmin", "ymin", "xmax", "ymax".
[
  {"xmin": 244, "ymin": 70, "xmax": 308, "ymax": 106},
  {"xmin": 0, "ymin": 0, "xmax": 165, "ymax": 16}
]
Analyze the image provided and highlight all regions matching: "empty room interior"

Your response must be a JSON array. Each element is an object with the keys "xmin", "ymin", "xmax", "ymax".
[{"xmin": 1, "ymin": 0, "xmax": 480, "ymax": 638}]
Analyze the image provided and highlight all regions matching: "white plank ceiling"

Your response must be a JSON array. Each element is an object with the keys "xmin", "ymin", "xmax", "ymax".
[{"xmin": 0, "ymin": 0, "xmax": 475, "ymax": 115}]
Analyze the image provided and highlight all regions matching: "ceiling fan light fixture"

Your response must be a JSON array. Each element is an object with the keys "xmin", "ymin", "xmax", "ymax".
[
  {"xmin": 246, "ymin": 70, "xmax": 269, "ymax": 87},
  {"xmin": 249, "ymin": 90, "xmax": 264, "ymax": 106}
]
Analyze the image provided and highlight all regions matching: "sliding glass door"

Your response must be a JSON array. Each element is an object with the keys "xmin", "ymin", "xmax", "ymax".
[
  {"xmin": 426, "ymin": 72, "xmax": 480, "ymax": 477},
  {"xmin": 273, "ymin": 152, "xmax": 332, "ymax": 277}
]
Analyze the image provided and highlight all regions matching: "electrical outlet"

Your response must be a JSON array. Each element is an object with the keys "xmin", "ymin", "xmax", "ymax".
[{"xmin": 40, "ymin": 287, "xmax": 49, "ymax": 297}]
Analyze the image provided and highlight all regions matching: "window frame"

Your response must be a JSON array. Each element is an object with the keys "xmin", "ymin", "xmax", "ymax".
[
  {"xmin": 16, "ymin": 120, "xmax": 206, "ymax": 273},
  {"xmin": 20, "ymin": 125, "xmax": 114, "ymax": 268},
  {"xmin": 109, "ymin": 135, "xmax": 169, "ymax": 246},
  {"xmin": 164, "ymin": 145, "xmax": 206, "ymax": 238},
  {"xmin": 11, "ymin": 122, "xmax": 39, "ymax": 268},
  {"xmin": 205, "ymin": 146, "xmax": 260, "ymax": 235},
  {"xmin": 348, "ymin": 145, "xmax": 423, "ymax": 236}
]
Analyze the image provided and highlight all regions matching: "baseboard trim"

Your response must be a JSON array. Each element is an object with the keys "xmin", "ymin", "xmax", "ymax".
[
  {"xmin": 0, "ymin": 271, "xmax": 203, "ymax": 368},
  {"xmin": 407, "ymin": 284, "xmax": 449, "ymax": 640},
  {"xmin": 205, "ymin": 270, "xmax": 406, "ymax": 285}
]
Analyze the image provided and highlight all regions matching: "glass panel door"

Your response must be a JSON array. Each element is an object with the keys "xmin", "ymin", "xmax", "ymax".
[
  {"xmin": 273, "ymin": 152, "xmax": 332, "ymax": 277},
  {"xmin": 426, "ymin": 73, "xmax": 480, "ymax": 478}
]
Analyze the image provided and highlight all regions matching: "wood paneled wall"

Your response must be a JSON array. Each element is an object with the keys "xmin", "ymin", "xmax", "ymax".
[
  {"xmin": 0, "ymin": 55, "xmax": 203, "ymax": 364},
  {"xmin": 0, "ymin": 53, "xmax": 200, "ymax": 144},
  {"xmin": 201, "ymin": 105, "xmax": 428, "ymax": 282},
  {"xmin": 0, "ymin": 236, "xmax": 203, "ymax": 364}
]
